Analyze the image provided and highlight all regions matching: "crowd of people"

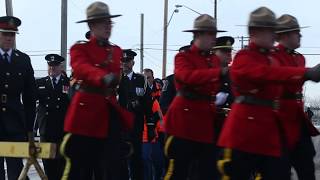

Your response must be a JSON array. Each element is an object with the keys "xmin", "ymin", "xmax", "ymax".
[{"xmin": 0, "ymin": 1, "xmax": 320, "ymax": 180}]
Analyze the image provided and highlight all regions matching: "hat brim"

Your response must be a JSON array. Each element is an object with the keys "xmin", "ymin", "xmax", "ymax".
[
  {"xmin": 212, "ymin": 46, "xmax": 233, "ymax": 50},
  {"xmin": 121, "ymin": 58, "xmax": 134, "ymax": 62},
  {"xmin": 76, "ymin": 14, "xmax": 122, "ymax": 23},
  {"xmin": 183, "ymin": 28, "xmax": 226, "ymax": 33},
  {"xmin": 275, "ymin": 26, "xmax": 309, "ymax": 34},
  {"xmin": 237, "ymin": 24, "xmax": 277, "ymax": 28},
  {"xmin": 47, "ymin": 62, "xmax": 62, "ymax": 66},
  {"xmin": 0, "ymin": 29, "xmax": 19, "ymax": 33}
]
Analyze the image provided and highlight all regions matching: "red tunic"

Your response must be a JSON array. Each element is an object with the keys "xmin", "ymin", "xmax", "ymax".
[
  {"xmin": 165, "ymin": 45, "xmax": 222, "ymax": 143},
  {"xmin": 274, "ymin": 44, "xmax": 319, "ymax": 149},
  {"xmin": 218, "ymin": 43, "xmax": 307, "ymax": 157},
  {"xmin": 64, "ymin": 37, "xmax": 133, "ymax": 138}
]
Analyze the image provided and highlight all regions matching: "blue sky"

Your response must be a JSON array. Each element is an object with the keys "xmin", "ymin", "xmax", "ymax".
[{"xmin": 0, "ymin": 0, "xmax": 319, "ymax": 98}]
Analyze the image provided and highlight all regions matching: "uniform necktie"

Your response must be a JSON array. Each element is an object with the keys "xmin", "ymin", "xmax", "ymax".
[
  {"xmin": 52, "ymin": 77, "xmax": 57, "ymax": 88},
  {"xmin": 3, "ymin": 53, "xmax": 9, "ymax": 63}
]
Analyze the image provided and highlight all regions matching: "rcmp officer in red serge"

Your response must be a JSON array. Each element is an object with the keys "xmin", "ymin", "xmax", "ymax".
[
  {"xmin": 217, "ymin": 7, "xmax": 320, "ymax": 180},
  {"xmin": 0, "ymin": 16, "xmax": 36, "ymax": 180},
  {"xmin": 274, "ymin": 14, "xmax": 319, "ymax": 180},
  {"xmin": 60, "ymin": 2, "xmax": 133, "ymax": 180},
  {"xmin": 34, "ymin": 54, "xmax": 69, "ymax": 180},
  {"xmin": 118, "ymin": 49, "xmax": 154, "ymax": 180},
  {"xmin": 164, "ymin": 14, "xmax": 227, "ymax": 180}
]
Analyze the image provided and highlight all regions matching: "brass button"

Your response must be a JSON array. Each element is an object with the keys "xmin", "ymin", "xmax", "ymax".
[
  {"xmin": 47, "ymin": 97, "xmax": 50, "ymax": 100},
  {"xmin": 46, "ymin": 112, "xmax": 49, "ymax": 115},
  {"xmin": 4, "ymin": 84, "xmax": 8, "ymax": 88},
  {"xmin": 57, "ymin": 98, "xmax": 60, "ymax": 101},
  {"xmin": 56, "ymin": 105, "xmax": 60, "ymax": 109},
  {"xmin": 2, "ymin": 107, "xmax": 6, "ymax": 112},
  {"xmin": 6, "ymin": 72, "xmax": 10, "ymax": 76},
  {"xmin": 79, "ymin": 102, "xmax": 85, "ymax": 106},
  {"xmin": 46, "ymin": 104, "xmax": 49, "ymax": 107}
]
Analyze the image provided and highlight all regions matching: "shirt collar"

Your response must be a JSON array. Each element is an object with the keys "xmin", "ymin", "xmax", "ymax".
[
  {"xmin": 0, "ymin": 48, "xmax": 13, "ymax": 57},
  {"xmin": 248, "ymin": 42, "xmax": 271, "ymax": 54},
  {"xmin": 126, "ymin": 71, "xmax": 134, "ymax": 80},
  {"xmin": 50, "ymin": 74, "xmax": 61, "ymax": 82},
  {"xmin": 277, "ymin": 44, "xmax": 295, "ymax": 54}
]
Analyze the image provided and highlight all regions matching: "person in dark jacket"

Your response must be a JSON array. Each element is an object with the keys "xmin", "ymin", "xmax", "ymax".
[
  {"xmin": 34, "ymin": 54, "xmax": 70, "ymax": 180},
  {"xmin": 0, "ymin": 16, "xmax": 36, "ymax": 180},
  {"xmin": 118, "ymin": 49, "xmax": 154, "ymax": 180}
]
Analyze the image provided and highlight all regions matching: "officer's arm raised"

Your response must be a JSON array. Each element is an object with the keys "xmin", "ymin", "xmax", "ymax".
[
  {"xmin": 70, "ymin": 44, "xmax": 121, "ymax": 87},
  {"xmin": 231, "ymin": 54, "xmax": 306, "ymax": 84}
]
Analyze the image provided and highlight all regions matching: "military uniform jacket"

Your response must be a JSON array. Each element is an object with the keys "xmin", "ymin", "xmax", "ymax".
[
  {"xmin": 274, "ymin": 44, "xmax": 319, "ymax": 149},
  {"xmin": 165, "ymin": 45, "xmax": 223, "ymax": 143},
  {"xmin": 35, "ymin": 75, "xmax": 70, "ymax": 141},
  {"xmin": 0, "ymin": 49, "xmax": 36, "ymax": 136},
  {"xmin": 218, "ymin": 43, "xmax": 307, "ymax": 157},
  {"xmin": 159, "ymin": 74, "xmax": 176, "ymax": 115},
  {"xmin": 217, "ymin": 75, "xmax": 234, "ymax": 109},
  {"xmin": 118, "ymin": 72, "xmax": 153, "ymax": 133},
  {"xmin": 64, "ymin": 37, "xmax": 133, "ymax": 138}
]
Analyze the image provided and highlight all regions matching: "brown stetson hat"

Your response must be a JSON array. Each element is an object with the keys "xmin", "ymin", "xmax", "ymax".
[
  {"xmin": 183, "ymin": 14, "xmax": 226, "ymax": 33},
  {"xmin": 77, "ymin": 1, "xmax": 121, "ymax": 23},
  {"xmin": 248, "ymin": 6, "xmax": 277, "ymax": 28},
  {"xmin": 275, "ymin": 14, "xmax": 309, "ymax": 34}
]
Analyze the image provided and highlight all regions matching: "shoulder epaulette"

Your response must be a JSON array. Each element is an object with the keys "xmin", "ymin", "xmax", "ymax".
[{"xmin": 75, "ymin": 40, "xmax": 88, "ymax": 44}]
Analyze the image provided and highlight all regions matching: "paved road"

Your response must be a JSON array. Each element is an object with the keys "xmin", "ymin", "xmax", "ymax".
[{"xmin": 5, "ymin": 134, "xmax": 320, "ymax": 179}]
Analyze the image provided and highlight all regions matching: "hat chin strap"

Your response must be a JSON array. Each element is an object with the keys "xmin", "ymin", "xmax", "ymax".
[{"xmin": 97, "ymin": 38, "xmax": 110, "ymax": 46}]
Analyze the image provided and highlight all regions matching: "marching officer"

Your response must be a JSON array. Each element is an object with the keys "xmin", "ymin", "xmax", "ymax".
[
  {"xmin": 118, "ymin": 49, "xmax": 154, "ymax": 180},
  {"xmin": 0, "ymin": 16, "xmax": 37, "ymax": 180},
  {"xmin": 212, "ymin": 36, "xmax": 235, "ymax": 138},
  {"xmin": 34, "ymin": 54, "xmax": 70, "ymax": 180},
  {"xmin": 164, "ymin": 14, "xmax": 227, "ymax": 180},
  {"xmin": 218, "ymin": 7, "xmax": 320, "ymax": 180},
  {"xmin": 274, "ymin": 14, "xmax": 319, "ymax": 180},
  {"xmin": 61, "ymin": 2, "xmax": 133, "ymax": 180}
]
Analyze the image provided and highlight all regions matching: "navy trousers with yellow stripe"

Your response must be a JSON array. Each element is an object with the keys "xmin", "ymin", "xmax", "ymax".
[
  {"xmin": 217, "ymin": 148, "xmax": 291, "ymax": 180},
  {"xmin": 164, "ymin": 135, "xmax": 219, "ymax": 180},
  {"xmin": 60, "ymin": 133, "xmax": 106, "ymax": 180}
]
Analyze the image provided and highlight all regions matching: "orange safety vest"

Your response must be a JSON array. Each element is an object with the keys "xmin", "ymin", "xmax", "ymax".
[{"xmin": 142, "ymin": 99, "xmax": 163, "ymax": 143}]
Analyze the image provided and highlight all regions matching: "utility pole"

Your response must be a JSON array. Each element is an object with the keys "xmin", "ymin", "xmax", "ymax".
[
  {"xmin": 239, "ymin": 36, "xmax": 249, "ymax": 49},
  {"xmin": 5, "ymin": 0, "xmax": 13, "ymax": 16},
  {"xmin": 140, "ymin": 14, "xmax": 144, "ymax": 73},
  {"xmin": 162, "ymin": 0, "xmax": 168, "ymax": 78},
  {"xmin": 5, "ymin": 0, "xmax": 15, "ymax": 48},
  {"xmin": 240, "ymin": 36, "xmax": 244, "ymax": 49},
  {"xmin": 214, "ymin": 0, "xmax": 217, "ymax": 25},
  {"xmin": 61, "ymin": 0, "xmax": 68, "ymax": 72}
]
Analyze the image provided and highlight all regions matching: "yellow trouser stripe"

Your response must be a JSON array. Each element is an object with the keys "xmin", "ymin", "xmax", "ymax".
[
  {"xmin": 164, "ymin": 135, "xmax": 174, "ymax": 157},
  {"xmin": 255, "ymin": 173, "xmax": 263, "ymax": 180},
  {"xmin": 60, "ymin": 133, "xmax": 72, "ymax": 180},
  {"xmin": 164, "ymin": 159, "xmax": 175, "ymax": 180},
  {"xmin": 217, "ymin": 148, "xmax": 232, "ymax": 180}
]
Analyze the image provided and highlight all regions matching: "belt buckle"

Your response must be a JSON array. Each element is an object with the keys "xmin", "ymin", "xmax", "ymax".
[
  {"xmin": 1, "ymin": 94, "xmax": 7, "ymax": 103},
  {"xmin": 273, "ymin": 100, "xmax": 279, "ymax": 110}
]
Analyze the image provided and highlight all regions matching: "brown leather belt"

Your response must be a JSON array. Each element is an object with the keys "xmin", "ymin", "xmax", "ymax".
[
  {"xmin": 176, "ymin": 90, "xmax": 216, "ymax": 101},
  {"xmin": 235, "ymin": 95, "xmax": 279, "ymax": 109},
  {"xmin": 78, "ymin": 85, "xmax": 116, "ymax": 96},
  {"xmin": 282, "ymin": 92, "xmax": 303, "ymax": 100}
]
